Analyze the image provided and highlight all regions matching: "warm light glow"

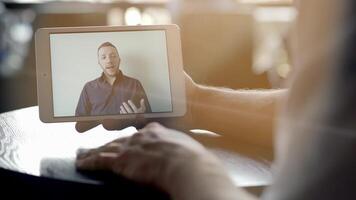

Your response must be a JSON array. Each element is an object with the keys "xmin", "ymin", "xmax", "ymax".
[
  {"xmin": 107, "ymin": 7, "xmax": 124, "ymax": 25},
  {"xmin": 277, "ymin": 63, "xmax": 290, "ymax": 78},
  {"xmin": 254, "ymin": 7, "xmax": 297, "ymax": 22},
  {"xmin": 142, "ymin": 7, "xmax": 171, "ymax": 24},
  {"xmin": 125, "ymin": 7, "xmax": 142, "ymax": 25},
  {"xmin": 237, "ymin": 0, "xmax": 293, "ymax": 4},
  {"xmin": 190, "ymin": 129, "xmax": 221, "ymax": 137}
]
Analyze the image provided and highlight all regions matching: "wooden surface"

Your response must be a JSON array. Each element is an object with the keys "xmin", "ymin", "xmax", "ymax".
[{"xmin": 0, "ymin": 106, "xmax": 272, "ymax": 195}]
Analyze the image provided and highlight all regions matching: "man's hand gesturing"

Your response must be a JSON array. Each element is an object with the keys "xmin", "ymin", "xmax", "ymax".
[{"xmin": 120, "ymin": 99, "xmax": 146, "ymax": 114}]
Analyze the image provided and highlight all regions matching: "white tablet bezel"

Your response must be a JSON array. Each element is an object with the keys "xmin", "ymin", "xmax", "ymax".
[{"xmin": 35, "ymin": 25, "xmax": 186, "ymax": 123}]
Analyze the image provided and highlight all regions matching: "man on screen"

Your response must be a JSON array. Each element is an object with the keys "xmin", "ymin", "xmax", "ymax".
[{"xmin": 75, "ymin": 42, "xmax": 151, "ymax": 116}]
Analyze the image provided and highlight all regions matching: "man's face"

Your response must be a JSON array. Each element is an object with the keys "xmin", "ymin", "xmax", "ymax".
[{"xmin": 98, "ymin": 46, "xmax": 121, "ymax": 77}]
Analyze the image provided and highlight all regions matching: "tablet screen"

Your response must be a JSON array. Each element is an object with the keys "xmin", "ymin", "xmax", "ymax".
[{"xmin": 49, "ymin": 30, "xmax": 172, "ymax": 117}]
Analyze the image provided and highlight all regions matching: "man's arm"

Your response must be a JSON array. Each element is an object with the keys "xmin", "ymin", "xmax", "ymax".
[
  {"xmin": 191, "ymin": 85, "xmax": 286, "ymax": 149},
  {"xmin": 102, "ymin": 73, "xmax": 286, "ymax": 151},
  {"xmin": 75, "ymin": 85, "xmax": 91, "ymax": 116},
  {"xmin": 135, "ymin": 81, "xmax": 151, "ymax": 113}
]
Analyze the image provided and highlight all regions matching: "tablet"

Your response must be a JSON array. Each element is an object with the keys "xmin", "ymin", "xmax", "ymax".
[{"xmin": 35, "ymin": 25, "xmax": 185, "ymax": 123}]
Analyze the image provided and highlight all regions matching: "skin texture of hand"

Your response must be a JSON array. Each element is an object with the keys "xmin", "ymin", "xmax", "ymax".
[
  {"xmin": 76, "ymin": 123, "xmax": 244, "ymax": 200},
  {"xmin": 75, "ymin": 71, "xmax": 197, "ymax": 133},
  {"xmin": 119, "ymin": 99, "xmax": 146, "ymax": 114}
]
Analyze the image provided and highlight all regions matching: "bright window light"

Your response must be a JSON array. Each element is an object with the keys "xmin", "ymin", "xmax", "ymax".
[{"xmin": 125, "ymin": 7, "xmax": 142, "ymax": 25}]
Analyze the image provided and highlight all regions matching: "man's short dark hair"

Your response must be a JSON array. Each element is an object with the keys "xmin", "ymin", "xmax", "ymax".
[{"xmin": 97, "ymin": 42, "xmax": 119, "ymax": 56}]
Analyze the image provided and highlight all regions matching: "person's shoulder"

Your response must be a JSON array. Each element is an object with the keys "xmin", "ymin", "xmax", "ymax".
[
  {"xmin": 122, "ymin": 74, "xmax": 141, "ymax": 85},
  {"xmin": 83, "ymin": 77, "xmax": 101, "ymax": 88}
]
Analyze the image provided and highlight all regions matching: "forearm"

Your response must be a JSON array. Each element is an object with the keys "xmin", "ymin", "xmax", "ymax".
[{"xmin": 191, "ymin": 85, "xmax": 287, "ymax": 149}]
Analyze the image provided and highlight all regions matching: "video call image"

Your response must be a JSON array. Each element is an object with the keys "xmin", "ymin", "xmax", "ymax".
[{"xmin": 50, "ymin": 30, "xmax": 172, "ymax": 117}]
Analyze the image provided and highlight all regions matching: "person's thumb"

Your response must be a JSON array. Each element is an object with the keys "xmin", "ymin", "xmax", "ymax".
[{"xmin": 140, "ymin": 99, "xmax": 145, "ymax": 108}]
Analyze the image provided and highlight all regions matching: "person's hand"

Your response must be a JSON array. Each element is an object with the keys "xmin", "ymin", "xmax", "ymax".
[
  {"xmin": 75, "ymin": 71, "xmax": 198, "ymax": 133},
  {"xmin": 119, "ymin": 99, "xmax": 146, "ymax": 114},
  {"xmin": 76, "ymin": 123, "xmax": 238, "ymax": 200}
]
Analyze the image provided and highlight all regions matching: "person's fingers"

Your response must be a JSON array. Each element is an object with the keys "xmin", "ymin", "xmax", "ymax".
[
  {"xmin": 141, "ymin": 122, "xmax": 177, "ymax": 136},
  {"xmin": 107, "ymin": 147, "xmax": 150, "ymax": 179},
  {"xmin": 140, "ymin": 141, "xmax": 179, "ymax": 153},
  {"xmin": 111, "ymin": 147, "xmax": 169, "ymax": 185},
  {"xmin": 128, "ymin": 100, "xmax": 138, "ymax": 112},
  {"xmin": 127, "ymin": 132, "xmax": 145, "ymax": 146},
  {"xmin": 76, "ymin": 152, "xmax": 119, "ymax": 170},
  {"xmin": 123, "ymin": 102, "xmax": 134, "ymax": 113},
  {"xmin": 139, "ymin": 129, "xmax": 160, "ymax": 140},
  {"xmin": 76, "ymin": 141, "xmax": 125, "ymax": 160},
  {"xmin": 143, "ymin": 122, "xmax": 164, "ymax": 129},
  {"xmin": 140, "ymin": 99, "xmax": 145, "ymax": 107},
  {"xmin": 155, "ymin": 117, "xmax": 193, "ymax": 133},
  {"xmin": 110, "ymin": 137, "xmax": 130, "ymax": 145},
  {"xmin": 75, "ymin": 121, "xmax": 101, "ymax": 133},
  {"xmin": 127, "ymin": 131, "xmax": 159, "ymax": 146},
  {"xmin": 120, "ymin": 105, "xmax": 128, "ymax": 114},
  {"xmin": 139, "ymin": 99, "xmax": 146, "ymax": 113}
]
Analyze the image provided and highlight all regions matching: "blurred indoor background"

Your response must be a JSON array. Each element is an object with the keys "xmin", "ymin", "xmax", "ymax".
[{"xmin": 0, "ymin": 0, "xmax": 294, "ymax": 113}]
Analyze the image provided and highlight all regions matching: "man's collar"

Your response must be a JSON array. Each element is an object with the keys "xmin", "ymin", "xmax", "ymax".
[{"xmin": 99, "ymin": 70, "xmax": 123, "ymax": 84}]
